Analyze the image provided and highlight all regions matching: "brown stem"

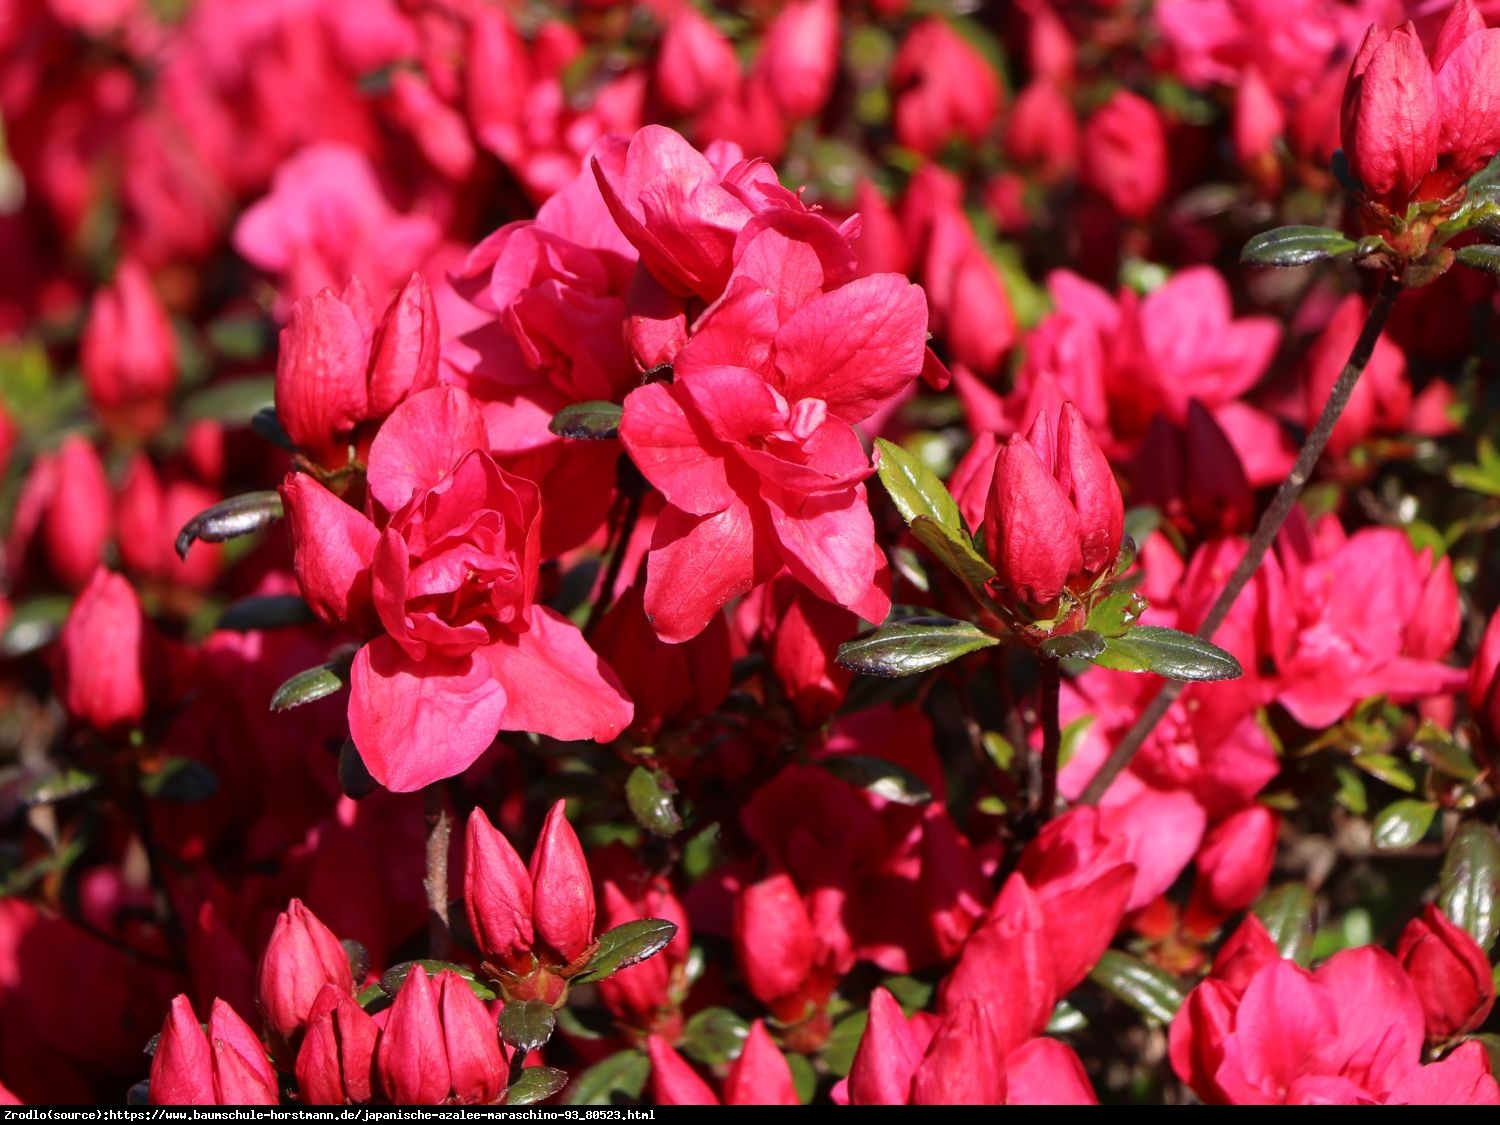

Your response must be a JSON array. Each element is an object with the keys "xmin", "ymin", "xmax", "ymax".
[
  {"xmin": 1037, "ymin": 653, "xmax": 1062, "ymax": 825},
  {"xmin": 423, "ymin": 784, "xmax": 451, "ymax": 960},
  {"xmin": 1079, "ymin": 273, "xmax": 1403, "ymax": 806}
]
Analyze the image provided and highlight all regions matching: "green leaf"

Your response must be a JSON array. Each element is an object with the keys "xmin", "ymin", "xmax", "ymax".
[
  {"xmin": 550, "ymin": 401, "xmax": 623, "ymax": 440},
  {"xmin": 625, "ymin": 766, "xmax": 682, "ymax": 837},
  {"xmin": 678, "ymin": 1007, "xmax": 750, "ymax": 1066},
  {"xmin": 499, "ymin": 1000, "xmax": 557, "ymax": 1053},
  {"xmin": 0, "ymin": 595, "xmax": 74, "ymax": 658},
  {"xmin": 1333, "ymin": 765, "xmax": 1368, "ymax": 815},
  {"xmin": 1253, "ymin": 883, "xmax": 1317, "ymax": 966},
  {"xmin": 505, "ymin": 1066, "xmax": 569, "ymax": 1105},
  {"xmin": 270, "ymin": 660, "xmax": 351, "ymax": 712},
  {"xmin": 1241, "ymin": 225, "xmax": 1357, "ymax": 268},
  {"xmin": 909, "ymin": 515, "xmax": 996, "ymax": 589},
  {"xmin": 1352, "ymin": 752, "xmax": 1417, "ymax": 792},
  {"xmin": 836, "ymin": 617, "xmax": 998, "ymax": 678},
  {"xmin": 1371, "ymin": 799, "xmax": 1438, "ymax": 851},
  {"xmin": 1412, "ymin": 721, "xmax": 1479, "ymax": 781},
  {"xmin": 1092, "ymin": 626, "xmax": 1241, "ymax": 681},
  {"xmin": 821, "ymin": 1011, "xmax": 868, "ymax": 1077},
  {"xmin": 1085, "ymin": 590, "xmax": 1147, "ymax": 637},
  {"xmin": 174, "ymin": 490, "xmax": 283, "ymax": 559},
  {"xmin": 881, "ymin": 974, "xmax": 936, "ymax": 1012},
  {"xmin": 1046, "ymin": 1000, "xmax": 1087, "ymax": 1034},
  {"xmin": 379, "ymin": 960, "xmax": 496, "ymax": 1001},
  {"xmin": 787, "ymin": 1052, "xmax": 815, "ymax": 1104},
  {"xmin": 1088, "ymin": 951, "xmax": 1183, "ymax": 1025},
  {"xmin": 181, "ymin": 376, "xmax": 275, "ymax": 424},
  {"xmin": 1439, "ymin": 823, "xmax": 1500, "ymax": 952},
  {"xmin": 217, "ymin": 594, "xmax": 317, "ymax": 632},
  {"xmin": 1041, "ymin": 629, "xmax": 1106, "ymax": 661},
  {"xmin": 1455, "ymin": 244, "xmax": 1500, "ymax": 278},
  {"xmin": 561, "ymin": 1051, "xmax": 650, "ymax": 1106},
  {"xmin": 22, "ymin": 767, "xmax": 101, "ymax": 807},
  {"xmin": 817, "ymin": 754, "xmax": 933, "ymax": 806},
  {"xmin": 570, "ymin": 918, "xmax": 678, "ymax": 985},
  {"xmin": 873, "ymin": 438, "xmax": 963, "ymax": 532},
  {"xmin": 139, "ymin": 758, "xmax": 218, "ymax": 803}
]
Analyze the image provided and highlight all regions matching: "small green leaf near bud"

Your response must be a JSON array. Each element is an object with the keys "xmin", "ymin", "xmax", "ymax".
[
  {"xmin": 836, "ymin": 617, "xmax": 999, "ymax": 678},
  {"xmin": 1241, "ymin": 225, "xmax": 1357, "ymax": 268},
  {"xmin": 550, "ymin": 401, "xmax": 624, "ymax": 440}
]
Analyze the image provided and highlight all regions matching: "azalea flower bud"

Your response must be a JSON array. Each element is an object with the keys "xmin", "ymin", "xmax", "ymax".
[
  {"xmin": 275, "ymin": 284, "xmax": 372, "ymax": 470},
  {"xmin": 1005, "ymin": 80, "xmax": 1078, "ymax": 184},
  {"xmin": 1185, "ymin": 807, "xmax": 1279, "ymax": 933},
  {"xmin": 57, "ymin": 567, "xmax": 149, "ymax": 735},
  {"xmin": 42, "ymin": 436, "xmax": 112, "ymax": 591},
  {"xmin": 1081, "ymin": 90, "xmax": 1168, "ymax": 222},
  {"xmin": 150, "ymin": 996, "xmax": 277, "ymax": 1106},
  {"xmin": 759, "ymin": 0, "xmax": 839, "ymax": 121},
  {"xmin": 984, "ymin": 403, "xmax": 1123, "ymax": 620},
  {"xmin": 366, "ymin": 273, "xmax": 441, "ymax": 419},
  {"xmin": 465, "ymin": 808, "xmax": 536, "ymax": 975},
  {"xmin": 256, "ymin": 899, "xmax": 354, "ymax": 1046},
  {"xmin": 375, "ymin": 967, "xmax": 506, "ymax": 1106},
  {"xmin": 1340, "ymin": 22, "xmax": 1437, "ymax": 208},
  {"xmin": 891, "ymin": 19, "xmax": 1003, "ymax": 156},
  {"xmin": 530, "ymin": 799, "xmax": 596, "ymax": 965},
  {"xmin": 734, "ymin": 873, "xmax": 815, "ymax": 1007},
  {"xmin": 80, "ymin": 258, "xmax": 177, "ymax": 438},
  {"xmin": 295, "ymin": 986, "xmax": 378, "ymax": 1105},
  {"xmin": 1397, "ymin": 904, "xmax": 1496, "ymax": 1044},
  {"xmin": 656, "ymin": 6, "xmax": 739, "ymax": 115}
]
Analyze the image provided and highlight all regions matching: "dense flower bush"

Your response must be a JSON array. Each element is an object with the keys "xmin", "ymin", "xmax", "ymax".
[{"xmin": 5, "ymin": 0, "xmax": 1500, "ymax": 1107}]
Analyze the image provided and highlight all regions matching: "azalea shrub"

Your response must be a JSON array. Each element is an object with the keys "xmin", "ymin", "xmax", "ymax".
[{"xmin": 8, "ymin": 0, "xmax": 1500, "ymax": 1109}]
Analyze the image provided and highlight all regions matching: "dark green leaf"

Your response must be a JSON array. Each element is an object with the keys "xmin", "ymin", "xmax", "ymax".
[
  {"xmin": 571, "ymin": 918, "xmax": 678, "ymax": 985},
  {"xmin": 1439, "ymin": 823, "xmax": 1500, "ymax": 952},
  {"xmin": 499, "ymin": 1000, "xmax": 557, "ymax": 1053},
  {"xmin": 787, "ymin": 1052, "xmax": 815, "ymax": 1104},
  {"xmin": 1041, "ymin": 629, "xmax": 1106, "ymax": 661},
  {"xmin": 1241, "ymin": 225, "xmax": 1357, "ymax": 268},
  {"xmin": 380, "ymin": 960, "xmax": 496, "ymax": 1001},
  {"xmin": 1085, "ymin": 590, "xmax": 1147, "ymax": 637},
  {"xmin": 625, "ymin": 766, "xmax": 682, "ymax": 837},
  {"xmin": 1455, "ymin": 244, "xmax": 1500, "ymax": 278},
  {"xmin": 561, "ymin": 1051, "xmax": 650, "ymax": 1106},
  {"xmin": 139, "ymin": 758, "xmax": 218, "ymax": 803},
  {"xmin": 818, "ymin": 754, "xmax": 932, "ymax": 805},
  {"xmin": 1094, "ymin": 626, "xmax": 1241, "ymax": 682},
  {"xmin": 909, "ymin": 515, "xmax": 996, "ymax": 590},
  {"xmin": 1412, "ymin": 721, "xmax": 1480, "ymax": 781},
  {"xmin": 0, "ymin": 595, "xmax": 74, "ymax": 658},
  {"xmin": 505, "ymin": 1066, "xmax": 568, "ymax": 1105},
  {"xmin": 251, "ymin": 407, "xmax": 296, "ymax": 452},
  {"xmin": 342, "ymin": 940, "xmax": 370, "ymax": 984},
  {"xmin": 1088, "ymin": 951, "xmax": 1183, "ymax": 1024},
  {"xmin": 679, "ymin": 1007, "xmax": 750, "ymax": 1065},
  {"xmin": 270, "ymin": 660, "xmax": 351, "ymax": 712},
  {"xmin": 1371, "ymin": 799, "xmax": 1438, "ymax": 851},
  {"xmin": 22, "ymin": 768, "xmax": 101, "ymax": 807},
  {"xmin": 550, "ymin": 401, "xmax": 623, "ymax": 440},
  {"xmin": 873, "ymin": 438, "xmax": 963, "ymax": 532},
  {"xmin": 836, "ymin": 617, "xmax": 998, "ymax": 679},
  {"xmin": 217, "ymin": 594, "xmax": 316, "ymax": 632},
  {"xmin": 881, "ymin": 974, "xmax": 936, "ymax": 1012},
  {"xmin": 821, "ymin": 1011, "xmax": 869, "ymax": 1077},
  {"xmin": 1352, "ymin": 752, "xmax": 1418, "ymax": 792},
  {"xmin": 175, "ymin": 490, "xmax": 283, "ymax": 559},
  {"xmin": 1254, "ymin": 883, "xmax": 1317, "ymax": 966},
  {"xmin": 182, "ymin": 376, "xmax": 275, "ymax": 423}
]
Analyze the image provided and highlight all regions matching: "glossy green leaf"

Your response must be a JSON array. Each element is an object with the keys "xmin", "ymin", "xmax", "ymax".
[
  {"xmin": 909, "ymin": 515, "xmax": 996, "ymax": 589},
  {"xmin": 0, "ymin": 595, "xmax": 74, "ymax": 658},
  {"xmin": 1241, "ymin": 225, "xmax": 1357, "ymax": 268},
  {"xmin": 550, "ymin": 401, "xmax": 623, "ymax": 440},
  {"xmin": 22, "ymin": 767, "xmax": 101, "ymax": 807},
  {"xmin": 1455, "ymin": 244, "xmax": 1500, "ymax": 278},
  {"xmin": 822, "ymin": 1011, "xmax": 869, "ymax": 1077},
  {"xmin": 217, "ymin": 594, "xmax": 317, "ymax": 632},
  {"xmin": 1439, "ymin": 823, "xmax": 1500, "ymax": 952},
  {"xmin": 379, "ymin": 960, "xmax": 496, "ymax": 1001},
  {"xmin": 499, "ymin": 1000, "xmax": 557, "ymax": 1053},
  {"xmin": 1088, "ymin": 951, "xmax": 1183, "ymax": 1025},
  {"xmin": 570, "ymin": 918, "xmax": 678, "ymax": 985},
  {"xmin": 873, "ymin": 438, "xmax": 963, "ymax": 532},
  {"xmin": 270, "ymin": 660, "xmax": 351, "ymax": 712},
  {"xmin": 1092, "ymin": 626, "xmax": 1241, "ymax": 681},
  {"xmin": 836, "ymin": 616, "xmax": 998, "ymax": 678},
  {"xmin": 505, "ymin": 1067, "xmax": 569, "ymax": 1106},
  {"xmin": 561, "ymin": 1051, "xmax": 650, "ymax": 1106},
  {"xmin": 625, "ymin": 766, "xmax": 682, "ymax": 837},
  {"xmin": 175, "ymin": 491, "xmax": 283, "ymax": 559},
  {"xmin": 1041, "ymin": 629, "xmax": 1106, "ymax": 661},
  {"xmin": 1371, "ymin": 799, "xmax": 1438, "ymax": 851},
  {"xmin": 1253, "ymin": 883, "xmax": 1317, "ymax": 966},
  {"xmin": 679, "ymin": 1007, "xmax": 750, "ymax": 1066},
  {"xmin": 182, "ymin": 376, "xmax": 274, "ymax": 423},
  {"xmin": 818, "ymin": 754, "xmax": 933, "ymax": 806}
]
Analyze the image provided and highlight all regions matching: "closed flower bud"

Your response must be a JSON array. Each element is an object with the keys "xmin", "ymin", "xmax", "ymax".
[
  {"xmin": 891, "ymin": 19, "xmax": 1003, "ymax": 156},
  {"xmin": 57, "ymin": 567, "xmax": 150, "ymax": 735},
  {"xmin": 530, "ymin": 800, "xmax": 596, "ymax": 965},
  {"xmin": 43, "ymin": 436, "xmax": 112, "ymax": 591},
  {"xmin": 465, "ymin": 808, "xmax": 536, "ymax": 973},
  {"xmin": 1397, "ymin": 904, "xmax": 1496, "ymax": 1044},
  {"xmin": 274, "ymin": 285, "xmax": 373, "ymax": 471},
  {"xmin": 1081, "ymin": 90, "xmax": 1168, "ymax": 222},
  {"xmin": 150, "ymin": 996, "xmax": 277, "ymax": 1106},
  {"xmin": 656, "ymin": 6, "xmax": 740, "ymax": 115},
  {"xmin": 256, "ymin": 899, "xmax": 354, "ymax": 1046},
  {"xmin": 80, "ymin": 258, "xmax": 177, "ymax": 438},
  {"xmin": 296, "ymin": 986, "xmax": 378, "ymax": 1105},
  {"xmin": 734, "ymin": 873, "xmax": 815, "ymax": 1007},
  {"xmin": 376, "ymin": 967, "xmax": 506, "ymax": 1105},
  {"xmin": 366, "ymin": 273, "xmax": 440, "ymax": 419},
  {"xmin": 759, "ymin": 0, "xmax": 838, "ymax": 121},
  {"xmin": 1340, "ymin": 22, "xmax": 1437, "ymax": 208}
]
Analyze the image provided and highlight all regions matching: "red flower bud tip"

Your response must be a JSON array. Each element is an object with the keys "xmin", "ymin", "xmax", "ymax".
[
  {"xmin": 910, "ymin": 1000, "xmax": 1008, "ymax": 1105},
  {"xmin": 256, "ymin": 899, "xmax": 354, "ymax": 1045},
  {"xmin": 207, "ymin": 998, "xmax": 279, "ymax": 1104},
  {"xmin": 984, "ymin": 402, "xmax": 1122, "ymax": 620},
  {"xmin": 1081, "ymin": 90, "xmax": 1168, "ymax": 222},
  {"xmin": 722, "ymin": 1020, "xmax": 800, "ymax": 1106},
  {"xmin": 150, "ymin": 995, "xmax": 215, "ymax": 1105},
  {"xmin": 656, "ymin": 5, "xmax": 739, "ymax": 116},
  {"xmin": 1341, "ymin": 22, "xmax": 1437, "ymax": 209},
  {"xmin": 295, "ymin": 985, "xmax": 378, "ymax": 1106},
  {"xmin": 80, "ymin": 257, "xmax": 177, "ymax": 438},
  {"xmin": 647, "ymin": 1036, "xmax": 719, "ymax": 1106},
  {"xmin": 366, "ymin": 273, "xmax": 441, "ymax": 419},
  {"xmin": 891, "ymin": 19, "xmax": 1003, "ymax": 157},
  {"xmin": 733, "ymin": 872, "xmax": 816, "ymax": 1007},
  {"xmin": 759, "ymin": 0, "xmax": 839, "ymax": 122},
  {"xmin": 274, "ymin": 284, "xmax": 374, "ymax": 471},
  {"xmin": 57, "ymin": 567, "xmax": 149, "ymax": 735},
  {"xmin": 530, "ymin": 799, "xmax": 597, "ymax": 965},
  {"xmin": 1397, "ymin": 904, "xmax": 1496, "ymax": 1044},
  {"xmin": 42, "ymin": 435, "xmax": 112, "ymax": 592},
  {"xmin": 847, "ymin": 987, "xmax": 933, "ymax": 1105},
  {"xmin": 377, "ymin": 967, "xmax": 506, "ymax": 1105},
  {"xmin": 464, "ymin": 808, "xmax": 535, "ymax": 973}
]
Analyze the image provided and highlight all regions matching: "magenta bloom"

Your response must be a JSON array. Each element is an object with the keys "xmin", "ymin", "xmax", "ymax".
[{"xmin": 281, "ymin": 386, "xmax": 631, "ymax": 791}]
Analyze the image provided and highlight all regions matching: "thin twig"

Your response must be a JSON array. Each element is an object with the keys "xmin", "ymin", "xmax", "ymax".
[
  {"xmin": 1079, "ymin": 273, "xmax": 1404, "ymax": 805},
  {"xmin": 423, "ymin": 783, "xmax": 451, "ymax": 960}
]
